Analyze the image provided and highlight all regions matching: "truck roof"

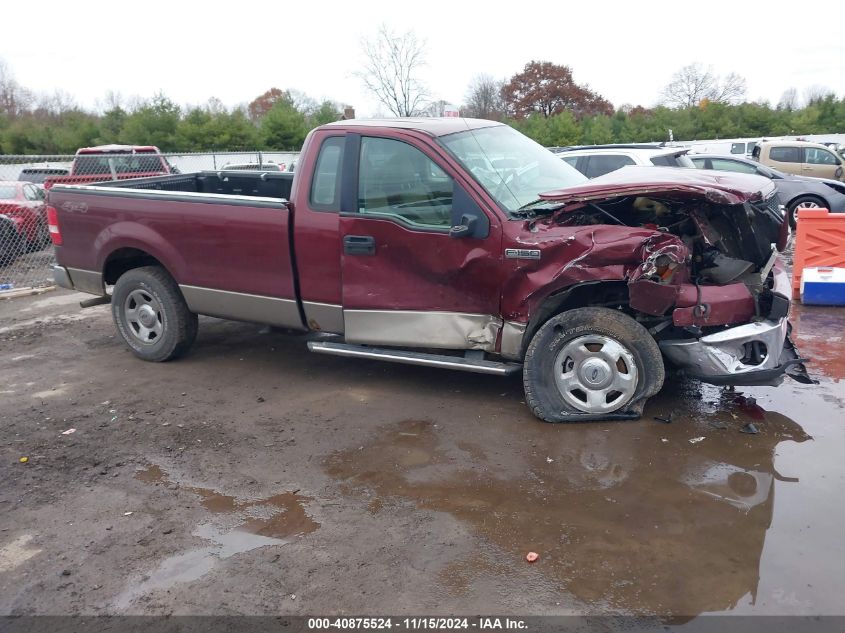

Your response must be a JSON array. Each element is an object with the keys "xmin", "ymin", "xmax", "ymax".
[
  {"xmin": 322, "ymin": 117, "xmax": 501, "ymax": 137},
  {"xmin": 76, "ymin": 144, "xmax": 161, "ymax": 154}
]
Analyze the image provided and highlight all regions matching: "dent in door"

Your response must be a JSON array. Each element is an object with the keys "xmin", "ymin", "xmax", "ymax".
[{"xmin": 344, "ymin": 310, "xmax": 501, "ymax": 351}]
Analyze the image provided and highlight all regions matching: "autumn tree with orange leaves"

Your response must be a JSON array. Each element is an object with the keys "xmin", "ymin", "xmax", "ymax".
[{"xmin": 501, "ymin": 61, "xmax": 613, "ymax": 120}]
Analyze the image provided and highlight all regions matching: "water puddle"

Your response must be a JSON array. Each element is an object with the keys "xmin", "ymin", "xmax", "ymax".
[
  {"xmin": 136, "ymin": 465, "xmax": 319, "ymax": 539},
  {"xmin": 113, "ymin": 522, "xmax": 285, "ymax": 611},
  {"xmin": 117, "ymin": 465, "xmax": 319, "ymax": 610},
  {"xmin": 325, "ymin": 408, "xmax": 812, "ymax": 617}
]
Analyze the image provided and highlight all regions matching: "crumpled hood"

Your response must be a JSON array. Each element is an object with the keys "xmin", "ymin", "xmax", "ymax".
[{"xmin": 539, "ymin": 166, "xmax": 777, "ymax": 206}]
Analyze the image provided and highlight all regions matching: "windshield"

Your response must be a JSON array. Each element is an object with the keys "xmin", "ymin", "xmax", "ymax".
[
  {"xmin": 0, "ymin": 185, "xmax": 17, "ymax": 199},
  {"xmin": 438, "ymin": 125, "xmax": 587, "ymax": 212}
]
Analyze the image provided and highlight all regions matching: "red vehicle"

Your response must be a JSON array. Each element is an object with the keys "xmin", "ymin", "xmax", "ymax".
[
  {"xmin": 47, "ymin": 119, "xmax": 811, "ymax": 422},
  {"xmin": 43, "ymin": 144, "xmax": 174, "ymax": 189},
  {"xmin": 0, "ymin": 181, "xmax": 49, "ymax": 251}
]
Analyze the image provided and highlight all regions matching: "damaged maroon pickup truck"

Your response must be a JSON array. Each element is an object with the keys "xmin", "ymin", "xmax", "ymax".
[{"xmin": 47, "ymin": 118, "xmax": 811, "ymax": 423}]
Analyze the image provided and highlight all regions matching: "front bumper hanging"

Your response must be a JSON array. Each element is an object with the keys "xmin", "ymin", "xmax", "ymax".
[{"xmin": 659, "ymin": 317, "xmax": 814, "ymax": 387}]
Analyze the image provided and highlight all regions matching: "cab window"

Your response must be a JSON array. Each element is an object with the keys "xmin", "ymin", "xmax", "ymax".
[
  {"xmin": 358, "ymin": 137, "xmax": 453, "ymax": 229},
  {"xmin": 806, "ymin": 148, "xmax": 839, "ymax": 165},
  {"xmin": 710, "ymin": 158, "xmax": 758, "ymax": 174},
  {"xmin": 560, "ymin": 156, "xmax": 580, "ymax": 171},
  {"xmin": 769, "ymin": 146, "xmax": 802, "ymax": 163},
  {"xmin": 584, "ymin": 154, "xmax": 635, "ymax": 178},
  {"xmin": 309, "ymin": 136, "xmax": 345, "ymax": 210}
]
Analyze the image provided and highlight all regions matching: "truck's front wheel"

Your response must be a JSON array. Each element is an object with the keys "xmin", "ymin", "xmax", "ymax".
[
  {"xmin": 523, "ymin": 307, "xmax": 664, "ymax": 423},
  {"xmin": 111, "ymin": 266, "xmax": 198, "ymax": 362}
]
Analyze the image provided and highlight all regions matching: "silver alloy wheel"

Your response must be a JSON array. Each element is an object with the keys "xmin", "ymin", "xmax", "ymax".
[
  {"xmin": 124, "ymin": 289, "xmax": 164, "ymax": 344},
  {"xmin": 553, "ymin": 334, "xmax": 639, "ymax": 414},
  {"xmin": 793, "ymin": 200, "xmax": 821, "ymax": 223}
]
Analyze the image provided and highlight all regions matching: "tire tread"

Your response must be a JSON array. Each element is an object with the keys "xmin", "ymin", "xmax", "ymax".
[
  {"xmin": 523, "ymin": 307, "xmax": 664, "ymax": 423},
  {"xmin": 111, "ymin": 266, "xmax": 198, "ymax": 362}
]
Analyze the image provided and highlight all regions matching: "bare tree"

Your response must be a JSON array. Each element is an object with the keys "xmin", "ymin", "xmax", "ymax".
[
  {"xmin": 287, "ymin": 89, "xmax": 318, "ymax": 116},
  {"xmin": 95, "ymin": 90, "xmax": 125, "ymax": 114},
  {"xmin": 661, "ymin": 63, "xmax": 747, "ymax": 107},
  {"xmin": 205, "ymin": 97, "xmax": 227, "ymax": 115},
  {"xmin": 463, "ymin": 74, "xmax": 505, "ymax": 120},
  {"xmin": 0, "ymin": 57, "xmax": 33, "ymax": 117},
  {"xmin": 35, "ymin": 90, "xmax": 77, "ymax": 116},
  {"xmin": 804, "ymin": 84, "xmax": 834, "ymax": 104},
  {"xmin": 357, "ymin": 24, "xmax": 429, "ymax": 117},
  {"xmin": 424, "ymin": 99, "xmax": 449, "ymax": 117},
  {"xmin": 710, "ymin": 72, "xmax": 747, "ymax": 104},
  {"xmin": 778, "ymin": 87, "xmax": 799, "ymax": 110},
  {"xmin": 661, "ymin": 63, "xmax": 716, "ymax": 108}
]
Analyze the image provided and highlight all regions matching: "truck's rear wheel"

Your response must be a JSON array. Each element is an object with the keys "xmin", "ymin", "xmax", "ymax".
[
  {"xmin": 523, "ymin": 307, "xmax": 664, "ymax": 423},
  {"xmin": 111, "ymin": 266, "xmax": 198, "ymax": 362}
]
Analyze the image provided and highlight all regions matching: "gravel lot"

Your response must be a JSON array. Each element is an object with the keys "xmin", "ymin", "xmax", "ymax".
[{"xmin": 1, "ymin": 289, "xmax": 843, "ymax": 618}]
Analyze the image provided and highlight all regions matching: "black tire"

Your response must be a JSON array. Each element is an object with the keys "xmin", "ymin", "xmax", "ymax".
[
  {"xmin": 0, "ymin": 220, "xmax": 23, "ymax": 267},
  {"xmin": 111, "ymin": 266, "xmax": 198, "ymax": 362},
  {"xmin": 29, "ymin": 221, "xmax": 51, "ymax": 252},
  {"xmin": 523, "ymin": 307, "xmax": 664, "ymax": 423},
  {"xmin": 787, "ymin": 195, "xmax": 825, "ymax": 230}
]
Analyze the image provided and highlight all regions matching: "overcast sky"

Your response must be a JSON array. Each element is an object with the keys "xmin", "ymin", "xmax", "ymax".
[{"xmin": 2, "ymin": 0, "xmax": 843, "ymax": 116}]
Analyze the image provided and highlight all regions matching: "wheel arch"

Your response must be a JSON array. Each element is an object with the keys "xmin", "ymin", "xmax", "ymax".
[
  {"xmin": 102, "ymin": 247, "xmax": 171, "ymax": 285},
  {"xmin": 519, "ymin": 280, "xmax": 630, "ymax": 358},
  {"xmin": 95, "ymin": 222, "xmax": 187, "ymax": 286},
  {"xmin": 787, "ymin": 193, "xmax": 828, "ymax": 210}
]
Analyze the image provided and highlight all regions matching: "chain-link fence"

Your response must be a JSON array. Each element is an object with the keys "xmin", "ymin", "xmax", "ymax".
[{"xmin": 0, "ymin": 150, "xmax": 299, "ymax": 293}]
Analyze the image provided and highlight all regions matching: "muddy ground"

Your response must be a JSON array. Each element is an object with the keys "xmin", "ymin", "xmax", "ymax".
[{"xmin": 1, "ymin": 289, "xmax": 844, "ymax": 618}]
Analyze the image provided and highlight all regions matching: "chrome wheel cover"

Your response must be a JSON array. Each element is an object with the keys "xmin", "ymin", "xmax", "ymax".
[
  {"xmin": 553, "ymin": 334, "xmax": 639, "ymax": 414},
  {"xmin": 124, "ymin": 289, "xmax": 163, "ymax": 344}
]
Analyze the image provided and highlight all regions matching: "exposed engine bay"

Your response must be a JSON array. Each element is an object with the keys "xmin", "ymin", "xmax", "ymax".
[
  {"xmin": 526, "ymin": 191, "xmax": 812, "ymax": 387},
  {"xmin": 549, "ymin": 193, "xmax": 789, "ymax": 330},
  {"xmin": 556, "ymin": 194, "xmax": 783, "ymax": 285}
]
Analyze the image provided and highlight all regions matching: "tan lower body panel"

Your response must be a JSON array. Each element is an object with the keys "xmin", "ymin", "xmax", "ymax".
[
  {"xmin": 343, "ymin": 310, "xmax": 501, "ymax": 351},
  {"xmin": 500, "ymin": 321, "xmax": 527, "ymax": 360},
  {"xmin": 67, "ymin": 267, "xmax": 104, "ymax": 295},
  {"xmin": 302, "ymin": 301, "xmax": 344, "ymax": 333},
  {"xmin": 179, "ymin": 285, "xmax": 304, "ymax": 329}
]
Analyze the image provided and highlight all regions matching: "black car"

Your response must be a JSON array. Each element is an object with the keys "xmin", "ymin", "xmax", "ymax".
[{"xmin": 689, "ymin": 154, "xmax": 845, "ymax": 227}]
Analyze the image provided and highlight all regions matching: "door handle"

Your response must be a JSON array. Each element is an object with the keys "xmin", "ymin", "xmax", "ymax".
[{"xmin": 343, "ymin": 235, "xmax": 376, "ymax": 256}]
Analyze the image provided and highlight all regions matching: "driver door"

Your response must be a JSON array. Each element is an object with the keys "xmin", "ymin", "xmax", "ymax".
[{"xmin": 339, "ymin": 134, "xmax": 503, "ymax": 351}]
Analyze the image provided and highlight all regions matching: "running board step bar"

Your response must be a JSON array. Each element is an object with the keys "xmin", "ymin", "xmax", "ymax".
[{"xmin": 307, "ymin": 341, "xmax": 522, "ymax": 376}]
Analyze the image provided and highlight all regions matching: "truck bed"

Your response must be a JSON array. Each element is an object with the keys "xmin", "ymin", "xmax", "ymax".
[
  {"xmin": 85, "ymin": 170, "xmax": 295, "ymax": 201},
  {"xmin": 49, "ymin": 170, "xmax": 301, "ymax": 329}
]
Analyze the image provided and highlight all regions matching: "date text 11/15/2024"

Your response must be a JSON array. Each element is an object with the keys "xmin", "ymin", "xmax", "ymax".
[{"xmin": 307, "ymin": 617, "xmax": 528, "ymax": 630}]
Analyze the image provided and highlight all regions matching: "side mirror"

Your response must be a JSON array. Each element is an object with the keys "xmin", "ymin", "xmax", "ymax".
[
  {"xmin": 449, "ymin": 184, "xmax": 489, "ymax": 239},
  {"xmin": 449, "ymin": 214, "xmax": 477, "ymax": 238}
]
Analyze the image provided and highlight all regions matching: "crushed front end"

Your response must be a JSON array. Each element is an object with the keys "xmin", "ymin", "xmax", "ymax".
[{"xmin": 514, "ymin": 168, "xmax": 815, "ymax": 387}]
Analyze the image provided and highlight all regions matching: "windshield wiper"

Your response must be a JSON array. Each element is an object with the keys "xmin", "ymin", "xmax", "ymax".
[
  {"xmin": 518, "ymin": 198, "xmax": 545, "ymax": 210},
  {"xmin": 509, "ymin": 199, "xmax": 566, "ymax": 220}
]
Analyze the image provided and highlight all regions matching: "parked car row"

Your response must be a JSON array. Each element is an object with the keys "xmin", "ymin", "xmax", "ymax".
[
  {"xmin": 554, "ymin": 145, "xmax": 695, "ymax": 178},
  {"xmin": 551, "ymin": 140, "xmax": 845, "ymax": 228},
  {"xmin": 688, "ymin": 154, "xmax": 845, "ymax": 228}
]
